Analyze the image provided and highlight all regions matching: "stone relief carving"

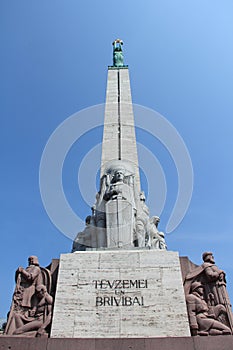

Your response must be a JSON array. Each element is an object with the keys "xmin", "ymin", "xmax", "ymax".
[
  {"xmin": 72, "ymin": 160, "xmax": 167, "ymax": 251},
  {"xmin": 147, "ymin": 216, "xmax": 167, "ymax": 250},
  {"xmin": 184, "ymin": 252, "xmax": 233, "ymax": 336},
  {"xmin": 4, "ymin": 256, "xmax": 53, "ymax": 337},
  {"xmin": 186, "ymin": 281, "xmax": 231, "ymax": 336},
  {"xmin": 135, "ymin": 191, "xmax": 150, "ymax": 247},
  {"xmin": 72, "ymin": 216, "xmax": 93, "ymax": 252}
]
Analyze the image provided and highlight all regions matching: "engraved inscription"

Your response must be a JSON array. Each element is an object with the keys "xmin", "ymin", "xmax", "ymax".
[{"xmin": 93, "ymin": 279, "xmax": 148, "ymax": 307}]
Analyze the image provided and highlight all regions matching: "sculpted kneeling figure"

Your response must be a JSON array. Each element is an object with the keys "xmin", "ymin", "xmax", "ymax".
[{"xmin": 186, "ymin": 281, "xmax": 231, "ymax": 336}]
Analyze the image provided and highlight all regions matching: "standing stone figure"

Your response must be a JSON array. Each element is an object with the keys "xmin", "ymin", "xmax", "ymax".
[
  {"xmin": 5, "ymin": 256, "xmax": 52, "ymax": 336},
  {"xmin": 202, "ymin": 252, "xmax": 227, "ymax": 305},
  {"xmin": 103, "ymin": 167, "xmax": 135, "ymax": 204},
  {"xmin": 184, "ymin": 252, "xmax": 233, "ymax": 334},
  {"xmin": 103, "ymin": 163, "xmax": 136, "ymax": 248},
  {"xmin": 136, "ymin": 191, "xmax": 150, "ymax": 247},
  {"xmin": 186, "ymin": 281, "xmax": 231, "ymax": 336},
  {"xmin": 14, "ymin": 256, "xmax": 43, "ymax": 309}
]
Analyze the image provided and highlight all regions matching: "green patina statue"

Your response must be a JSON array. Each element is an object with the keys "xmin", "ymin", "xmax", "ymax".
[{"xmin": 112, "ymin": 39, "xmax": 124, "ymax": 67}]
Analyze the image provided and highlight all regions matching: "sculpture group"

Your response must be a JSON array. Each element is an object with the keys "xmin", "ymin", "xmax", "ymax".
[
  {"xmin": 72, "ymin": 160, "xmax": 167, "ymax": 251},
  {"xmin": 184, "ymin": 252, "xmax": 233, "ymax": 336},
  {"xmin": 4, "ymin": 256, "xmax": 53, "ymax": 337},
  {"xmin": 2, "ymin": 40, "xmax": 233, "ymax": 340}
]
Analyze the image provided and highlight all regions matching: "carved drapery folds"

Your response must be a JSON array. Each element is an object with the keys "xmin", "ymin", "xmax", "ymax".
[
  {"xmin": 4, "ymin": 256, "xmax": 53, "ymax": 337},
  {"xmin": 183, "ymin": 252, "xmax": 233, "ymax": 336},
  {"xmin": 72, "ymin": 160, "xmax": 167, "ymax": 251}
]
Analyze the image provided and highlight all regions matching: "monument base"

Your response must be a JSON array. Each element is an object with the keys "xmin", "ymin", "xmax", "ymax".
[
  {"xmin": 51, "ymin": 250, "xmax": 190, "ymax": 338},
  {"xmin": 1, "ymin": 336, "xmax": 233, "ymax": 350}
]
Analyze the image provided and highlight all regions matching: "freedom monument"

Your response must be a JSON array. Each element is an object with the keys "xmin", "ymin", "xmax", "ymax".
[{"xmin": 1, "ymin": 40, "xmax": 233, "ymax": 349}]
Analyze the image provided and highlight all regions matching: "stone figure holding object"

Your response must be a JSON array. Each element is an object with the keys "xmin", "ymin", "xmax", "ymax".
[
  {"xmin": 186, "ymin": 281, "xmax": 231, "ymax": 336},
  {"xmin": 184, "ymin": 252, "xmax": 233, "ymax": 334},
  {"xmin": 202, "ymin": 252, "xmax": 226, "ymax": 305},
  {"xmin": 14, "ymin": 256, "xmax": 43, "ymax": 309},
  {"xmin": 103, "ymin": 167, "xmax": 134, "ymax": 204},
  {"xmin": 4, "ymin": 256, "xmax": 52, "ymax": 336}
]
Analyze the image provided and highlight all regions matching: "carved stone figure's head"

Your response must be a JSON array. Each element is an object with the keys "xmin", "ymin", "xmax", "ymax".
[
  {"xmin": 152, "ymin": 216, "xmax": 160, "ymax": 226},
  {"xmin": 85, "ymin": 216, "xmax": 91, "ymax": 225},
  {"xmin": 28, "ymin": 256, "xmax": 39, "ymax": 266},
  {"xmin": 191, "ymin": 281, "xmax": 204, "ymax": 296},
  {"xmin": 139, "ymin": 191, "xmax": 146, "ymax": 202},
  {"xmin": 104, "ymin": 160, "xmax": 135, "ymax": 184},
  {"xmin": 112, "ymin": 169, "xmax": 125, "ymax": 183},
  {"xmin": 36, "ymin": 284, "xmax": 47, "ymax": 299},
  {"xmin": 202, "ymin": 252, "xmax": 215, "ymax": 264}
]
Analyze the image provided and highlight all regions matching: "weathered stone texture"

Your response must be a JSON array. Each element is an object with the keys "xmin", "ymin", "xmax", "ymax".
[
  {"xmin": 101, "ymin": 68, "xmax": 140, "ymax": 191},
  {"xmin": 1, "ymin": 335, "xmax": 233, "ymax": 350},
  {"xmin": 51, "ymin": 250, "xmax": 190, "ymax": 338}
]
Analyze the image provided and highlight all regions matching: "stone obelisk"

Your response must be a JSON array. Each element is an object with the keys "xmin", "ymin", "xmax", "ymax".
[
  {"xmin": 50, "ymin": 40, "xmax": 190, "ymax": 338},
  {"xmin": 101, "ymin": 52, "xmax": 140, "ymax": 191}
]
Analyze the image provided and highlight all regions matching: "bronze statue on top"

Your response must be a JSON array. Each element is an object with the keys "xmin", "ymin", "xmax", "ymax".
[
  {"xmin": 112, "ymin": 39, "xmax": 124, "ymax": 67},
  {"xmin": 183, "ymin": 252, "xmax": 233, "ymax": 336}
]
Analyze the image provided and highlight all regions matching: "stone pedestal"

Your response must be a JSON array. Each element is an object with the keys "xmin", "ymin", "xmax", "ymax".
[{"xmin": 51, "ymin": 250, "xmax": 190, "ymax": 338}]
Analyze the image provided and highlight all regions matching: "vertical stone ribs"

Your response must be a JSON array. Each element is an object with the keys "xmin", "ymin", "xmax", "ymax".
[
  {"xmin": 101, "ymin": 67, "xmax": 140, "ymax": 191},
  {"xmin": 117, "ymin": 69, "xmax": 121, "ymax": 160}
]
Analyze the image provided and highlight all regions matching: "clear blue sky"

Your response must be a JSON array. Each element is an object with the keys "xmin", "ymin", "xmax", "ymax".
[{"xmin": 1, "ymin": 1, "xmax": 233, "ymax": 318}]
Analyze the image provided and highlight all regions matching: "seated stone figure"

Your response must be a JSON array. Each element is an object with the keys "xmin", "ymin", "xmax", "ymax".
[
  {"xmin": 186, "ymin": 281, "xmax": 231, "ymax": 336},
  {"xmin": 11, "ymin": 285, "xmax": 53, "ymax": 337},
  {"xmin": 72, "ymin": 215, "xmax": 94, "ymax": 251},
  {"xmin": 147, "ymin": 216, "xmax": 167, "ymax": 250}
]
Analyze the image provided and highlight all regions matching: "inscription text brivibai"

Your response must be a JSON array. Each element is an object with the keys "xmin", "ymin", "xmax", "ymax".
[{"xmin": 93, "ymin": 279, "xmax": 148, "ymax": 306}]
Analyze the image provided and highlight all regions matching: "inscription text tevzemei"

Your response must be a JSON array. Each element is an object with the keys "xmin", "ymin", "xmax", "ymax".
[{"xmin": 93, "ymin": 279, "xmax": 148, "ymax": 306}]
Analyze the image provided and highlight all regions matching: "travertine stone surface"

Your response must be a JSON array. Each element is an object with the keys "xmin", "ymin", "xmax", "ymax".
[
  {"xmin": 101, "ymin": 68, "xmax": 140, "ymax": 191},
  {"xmin": 51, "ymin": 250, "xmax": 190, "ymax": 338},
  {"xmin": 106, "ymin": 199, "xmax": 134, "ymax": 248}
]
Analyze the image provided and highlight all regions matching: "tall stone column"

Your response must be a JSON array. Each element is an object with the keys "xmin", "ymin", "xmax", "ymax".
[
  {"xmin": 51, "ymin": 40, "xmax": 190, "ymax": 339},
  {"xmin": 72, "ymin": 39, "xmax": 167, "ymax": 251},
  {"xmin": 101, "ymin": 67, "xmax": 141, "ymax": 192}
]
